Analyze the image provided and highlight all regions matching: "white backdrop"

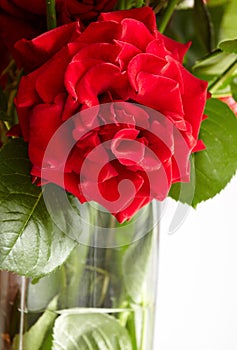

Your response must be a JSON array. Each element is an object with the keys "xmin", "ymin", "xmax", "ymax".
[{"xmin": 154, "ymin": 174, "xmax": 237, "ymax": 350}]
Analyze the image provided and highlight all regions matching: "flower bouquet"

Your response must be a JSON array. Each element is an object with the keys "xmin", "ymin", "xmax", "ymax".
[{"xmin": 0, "ymin": 0, "xmax": 237, "ymax": 349}]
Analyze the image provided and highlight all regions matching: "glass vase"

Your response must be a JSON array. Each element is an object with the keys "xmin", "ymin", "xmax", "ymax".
[{"xmin": 0, "ymin": 200, "xmax": 159, "ymax": 350}]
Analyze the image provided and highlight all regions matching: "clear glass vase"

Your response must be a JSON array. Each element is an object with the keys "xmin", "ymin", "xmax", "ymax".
[{"xmin": 0, "ymin": 201, "xmax": 159, "ymax": 350}]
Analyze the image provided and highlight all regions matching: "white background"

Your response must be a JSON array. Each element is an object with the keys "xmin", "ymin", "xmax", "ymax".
[{"xmin": 154, "ymin": 174, "xmax": 237, "ymax": 350}]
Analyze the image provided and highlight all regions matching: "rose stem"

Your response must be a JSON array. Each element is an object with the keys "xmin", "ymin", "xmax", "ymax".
[
  {"xmin": 208, "ymin": 59, "xmax": 237, "ymax": 95},
  {"xmin": 158, "ymin": 0, "xmax": 179, "ymax": 34},
  {"xmin": 153, "ymin": 0, "xmax": 168, "ymax": 15},
  {"xmin": 46, "ymin": 0, "xmax": 57, "ymax": 30}
]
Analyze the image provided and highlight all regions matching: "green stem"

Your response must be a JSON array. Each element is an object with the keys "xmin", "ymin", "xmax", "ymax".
[
  {"xmin": 117, "ymin": 301, "xmax": 138, "ymax": 350},
  {"xmin": 46, "ymin": 0, "xmax": 56, "ymax": 30},
  {"xmin": 208, "ymin": 59, "xmax": 237, "ymax": 95},
  {"xmin": 85, "ymin": 265, "xmax": 109, "ymax": 276},
  {"xmin": 96, "ymin": 214, "xmax": 117, "ymax": 306},
  {"xmin": 118, "ymin": 301, "xmax": 129, "ymax": 326},
  {"xmin": 1, "ymin": 120, "xmax": 10, "ymax": 135},
  {"xmin": 104, "ymin": 215, "xmax": 116, "ymax": 268},
  {"xmin": 0, "ymin": 59, "xmax": 15, "ymax": 79},
  {"xmin": 158, "ymin": 0, "xmax": 179, "ymax": 33},
  {"xmin": 140, "ymin": 302, "xmax": 147, "ymax": 350},
  {"xmin": 153, "ymin": 0, "xmax": 168, "ymax": 14},
  {"xmin": 127, "ymin": 311, "xmax": 138, "ymax": 350},
  {"xmin": 116, "ymin": 0, "xmax": 126, "ymax": 10},
  {"xmin": 1, "ymin": 65, "xmax": 23, "ymax": 130}
]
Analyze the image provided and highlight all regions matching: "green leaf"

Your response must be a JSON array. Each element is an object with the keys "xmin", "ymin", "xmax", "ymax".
[
  {"xmin": 193, "ymin": 98, "xmax": 237, "ymax": 205},
  {"xmin": 52, "ymin": 313, "xmax": 132, "ymax": 350},
  {"xmin": 231, "ymin": 76, "xmax": 237, "ymax": 101},
  {"xmin": 192, "ymin": 50, "xmax": 237, "ymax": 96},
  {"xmin": 169, "ymin": 98, "xmax": 237, "ymax": 206},
  {"xmin": 40, "ymin": 330, "xmax": 54, "ymax": 350},
  {"xmin": 192, "ymin": 50, "xmax": 237, "ymax": 80},
  {"xmin": 207, "ymin": 0, "xmax": 232, "ymax": 6},
  {"xmin": 207, "ymin": 5, "xmax": 225, "ymax": 47},
  {"xmin": 0, "ymin": 139, "xmax": 77, "ymax": 278},
  {"xmin": 219, "ymin": 0, "xmax": 237, "ymax": 41},
  {"xmin": 12, "ymin": 297, "xmax": 58, "ymax": 350},
  {"xmin": 219, "ymin": 39, "xmax": 237, "ymax": 53},
  {"xmin": 194, "ymin": 0, "xmax": 214, "ymax": 52},
  {"xmin": 169, "ymin": 156, "xmax": 196, "ymax": 205},
  {"xmin": 166, "ymin": 8, "xmax": 208, "ymax": 68}
]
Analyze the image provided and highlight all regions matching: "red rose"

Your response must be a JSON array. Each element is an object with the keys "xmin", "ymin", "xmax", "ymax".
[
  {"xmin": 0, "ymin": 0, "xmax": 117, "ymax": 64},
  {"xmin": 0, "ymin": 0, "xmax": 46, "ymax": 58},
  {"xmin": 57, "ymin": 0, "xmax": 117, "ymax": 23},
  {"xmin": 0, "ymin": 39, "xmax": 10, "ymax": 88},
  {"xmin": 15, "ymin": 7, "xmax": 208, "ymax": 222},
  {"xmin": 220, "ymin": 96, "xmax": 237, "ymax": 116}
]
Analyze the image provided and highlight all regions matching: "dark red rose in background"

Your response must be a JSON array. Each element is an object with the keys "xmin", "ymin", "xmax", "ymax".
[
  {"xmin": 0, "ymin": 0, "xmax": 117, "ymax": 66},
  {"xmin": 57, "ymin": 0, "xmax": 118, "ymax": 23},
  {"xmin": 15, "ymin": 7, "xmax": 208, "ymax": 222},
  {"xmin": 0, "ymin": 0, "xmax": 46, "ymax": 60},
  {"xmin": 0, "ymin": 39, "xmax": 10, "ymax": 87}
]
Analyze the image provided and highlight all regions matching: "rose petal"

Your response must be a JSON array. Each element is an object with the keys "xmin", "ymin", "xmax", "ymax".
[
  {"xmin": 130, "ymin": 71, "xmax": 184, "ymax": 116},
  {"xmin": 111, "ymin": 128, "xmax": 145, "ymax": 166},
  {"xmin": 28, "ymin": 96, "xmax": 67, "ymax": 169},
  {"xmin": 98, "ymin": 163, "xmax": 145, "ymax": 202},
  {"xmin": 115, "ymin": 40, "xmax": 141, "ymax": 71},
  {"xmin": 119, "ymin": 18, "xmax": 155, "ymax": 51},
  {"xmin": 35, "ymin": 47, "xmax": 71, "ymax": 103},
  {"xmin": 58, "ymin": 0, "xmax": 117, "ymax": 22},
  {"xmin": 99, "ymin": 7, "xmax": 157, "ymax": 33},
  {"xmin": 155, "ymin": 31, "xmax": 191, "ymax": 63},
  {"xmin": 161, "ymin": 57, "xmax": 185, "ymax": 94},
  {"xmin": 73, "ymin": 42, "xmax": 120, "ymax": 62},
  {"xmin": 14, "ymin": 22, "xmax": 81, "ymax": 71},
  {"xmin": 65, "ymin": 58, "xmax": 105, "ymax": 99},
  {"xmin": 0, "ymin": 0, "xmax": 46, "ymax": 15},
  {"xmin": 76, "ymin": 62, "xmax": 130, "ymax": 107},
  {"xmin": 62, "ymin": 95, "xmax": 80, "ymax": 121},
  {"xmin": 178, "ymin": 65, "xmax": 208, "ymax": 140},
  {"xmin": 15, "ymin": 71, "xmax": 41, "ymax": 108},
  {"xmin": 66, "ymin": 42, "xmax": 121, "ymax": 97},
  {"xmin": 115, "ymin": 196, "xmax": 150, "ymax": 223},
  {"xmin": 146, "ymin": 39, "xmax": 170, "ymax": 60},
  {"xmin": 128, "ymin": 53, "xmax": 166, "ymax": 91},
  {"xmin": 148, "ymin": 160, "xmax": 172, "ymax": 199},
  {"xmin": 192, "ymin": 139, "xmax": 206, "ymax": 152},
  {"xmin": 77, "ymin": 21, "xmax": 120, "ymax": 44},
  {"xmin": 112, "ymin": 102, "xmax": 150, "ymax": 129},
  {"xmin": 6, "ymin": 124, "xmax": 22, "ymax": 137}
]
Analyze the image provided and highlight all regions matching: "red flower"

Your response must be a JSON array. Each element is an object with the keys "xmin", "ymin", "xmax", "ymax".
[
  {"xmin": 57, "ymin": 0, "xmax": 118, "ymax": 23},
  {"xmin": 0, "ymin": 0, "xmax": 117, "ymax": 65},
  {"xmin": 15, "ymin": 7, "xmax": 208, "ymax": 222},
  {"xmin": 220, "ymin": 96, "xmax": 237, "ymax": 116},
  {"xmin": 0, "ymin": 39, "xmax": 10, "ymax": 88},
  {"xmin": 0, "ymin": 0, "xmax": 46, "ymax": 60}
]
